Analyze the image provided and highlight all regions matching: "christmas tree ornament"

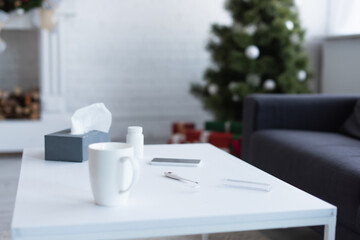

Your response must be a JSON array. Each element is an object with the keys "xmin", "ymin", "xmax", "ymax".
[
  {"xmin": 228, "ymin": 81, "xmax": 237, "ymax": 90},
  {"xmin": 0, "ymin": 38, "xmax": 6, "ymax": 53},
  {"xmin": 297, "ymin": 70, "xmax": 307, "ymax": 81},
  {"xmin": 286, "ymin": 20, "xmax": 294, "ymax": 31},
  {"xmin": 246, "ymin": 74, "xmax": 261, "ymax": 87},
  {"xmin": 208, "ymin": 84, "xmax": 218, "ymax": 95},
  {"xmin": 263, "ymin": 79, "xmax": 276, "ymax": 90},
  {"xmin": 244, "ymin": 24, "xmax": 257, "ymax": 35},
  {"xmin": 245, "ymin": 45, "xmax": 260, "ymax": 60},
  {"xmin": 232, "ymin": 95, "xmax": 240, "ymax": 102}
]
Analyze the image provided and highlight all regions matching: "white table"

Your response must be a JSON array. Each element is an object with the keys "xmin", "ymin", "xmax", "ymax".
[{"xmin": 11, "ymin": 143, "xmax": 336, "ymax": 240}]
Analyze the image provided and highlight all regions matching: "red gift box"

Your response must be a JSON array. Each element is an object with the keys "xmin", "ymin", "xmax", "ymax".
[
  {"xmin": 169, "ymin": 124, "xmax": 242, "ymax": 158},
  {"xmin": 184, "ymin": 129, "xmax": 235, "ymax": 150},
  {"xmin": 208, "ymin": 132, "xmax": 234, "ymax": 149},
  {"xmin": 184, "ymin": 129, "xmax": 202, "ymax": 142},
  {"xmin": 172, "ymin": 122, "xmax": 195, "ymax": 134},
  {"xmin": 229, "ymin": 137, "xmax": 242, "ymax": 158}
]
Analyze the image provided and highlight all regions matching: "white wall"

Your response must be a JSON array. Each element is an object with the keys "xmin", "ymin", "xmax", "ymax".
[
  {"xmin": 63, "ymin": 0, "xmax": 231, "ymax": 143},
  {"xmin": 297, "ymin": 0, "xmax": 328, "ymax": 91}
]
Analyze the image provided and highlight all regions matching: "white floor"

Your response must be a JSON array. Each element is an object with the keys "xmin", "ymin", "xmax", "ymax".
[{"xmin": 0, "ymin": 154, "xmax": 322, "ymax": 240}]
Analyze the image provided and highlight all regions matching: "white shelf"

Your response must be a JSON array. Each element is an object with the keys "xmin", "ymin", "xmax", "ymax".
[{"xmin": 3, "ymin": 10, "xmax": 36, "ymax": 30}]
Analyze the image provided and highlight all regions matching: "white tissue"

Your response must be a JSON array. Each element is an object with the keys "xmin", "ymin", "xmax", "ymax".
[{"xmin": 71, "ymin": 103, "xmax": 112, "ymax": 135}]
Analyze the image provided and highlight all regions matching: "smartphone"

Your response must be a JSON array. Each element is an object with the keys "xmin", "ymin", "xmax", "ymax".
[{"xmin": 150, "ymin": 158, "xmax": 201, "ymax": 167}]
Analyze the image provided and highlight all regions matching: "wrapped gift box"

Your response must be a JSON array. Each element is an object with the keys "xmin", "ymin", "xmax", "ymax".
[
  {"xmin": 184, "ymin": 129, "xmax": 241, "ymax": 152},
  {"xmin": 205, "ymin": 121, "xmax": 242, "ymax": 134},
  {"xmin": 184, "ymin": 129, "xmax": 202, "ymax": 142},
  {"xmin": 172, "ymin": 122, "xmax": 195, "ymax": 134},
  {"xmin": 168, "ymin": 122, "xmax": 242, "ymax": 157},
  {"xmin": 208, "ymin": 132, "xmax": 234, "ymax": 149},
  {"xmin": 229, "ymin": 137, "xmax": 242, "ymax": 158}
]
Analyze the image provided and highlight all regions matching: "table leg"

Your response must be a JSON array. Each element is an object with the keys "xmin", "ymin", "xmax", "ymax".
[
  {"xmin": 324, "ymin": 217, "xmax": 336, "ymax": 240},
  {"xmin": 202, "ymin": 233, "xmax": 209, "ymax": 240}
]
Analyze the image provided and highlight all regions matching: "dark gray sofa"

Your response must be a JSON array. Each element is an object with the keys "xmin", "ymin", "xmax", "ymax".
[{"xmin": 242, "ymin": 94, "xmax": 360, "ymax": 240}]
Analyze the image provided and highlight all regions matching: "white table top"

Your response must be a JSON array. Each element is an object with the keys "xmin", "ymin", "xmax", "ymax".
[{"xmin": 11, "ymin": 143, "xmax": 336, "ymax": 240}]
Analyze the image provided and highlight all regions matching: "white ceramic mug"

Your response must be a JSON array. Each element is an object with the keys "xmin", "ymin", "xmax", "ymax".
[{"xmin": 88, "ymin": 142, "xmax": 139, "ymax": 206}]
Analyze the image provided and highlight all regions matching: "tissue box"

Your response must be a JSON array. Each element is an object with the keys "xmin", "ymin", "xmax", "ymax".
[{"xmin": 45, "ymin": 129, "xmax": 110, "ymax": 162}]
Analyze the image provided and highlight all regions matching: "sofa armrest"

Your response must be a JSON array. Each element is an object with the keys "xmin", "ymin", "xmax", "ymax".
[{"xmin": 242, "ymin": 94, "xmax": 359, "ymax": 161}]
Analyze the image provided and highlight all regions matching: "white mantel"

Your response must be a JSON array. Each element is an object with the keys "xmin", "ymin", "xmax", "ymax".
[{"xmin": 0, "ymin": 2, "xmax": 75, "ymax": 152}]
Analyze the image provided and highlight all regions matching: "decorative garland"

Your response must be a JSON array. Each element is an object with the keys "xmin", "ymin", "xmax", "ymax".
[{"xmin": 0, "ymin": 0, "xmax": 43, "ymax": 13}]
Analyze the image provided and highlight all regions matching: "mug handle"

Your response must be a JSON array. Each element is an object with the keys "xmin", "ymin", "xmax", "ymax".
[{"xmin": 118, "ymin": 157, "xmax": 139, "ymax": 193}]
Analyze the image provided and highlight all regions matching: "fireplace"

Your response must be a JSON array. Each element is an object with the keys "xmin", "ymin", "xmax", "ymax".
[
  {"xmin": 0, "ymin": 2, "xmax": 75, "ymax": 152},
  {"xmin": 0, "ymin": 87, "xmax": 40, "ymax": 120}
]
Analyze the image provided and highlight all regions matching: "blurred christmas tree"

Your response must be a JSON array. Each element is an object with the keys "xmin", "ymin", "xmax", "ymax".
[
  {"xmin": 191, "ymin": 0, "xmax": 312, "ymax": 121},
  {"xmin": 0, "ymin": 0, "xmax": 43, "ymax": 13}
]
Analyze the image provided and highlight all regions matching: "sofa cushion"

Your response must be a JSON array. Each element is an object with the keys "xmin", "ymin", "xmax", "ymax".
[
  {"xmin": 341, "ymin": 99, "xmax": 360, "ymax": 139},
  {"xmin": 249, "ymin": 129, "xmax": 360, "ymax": 233}
]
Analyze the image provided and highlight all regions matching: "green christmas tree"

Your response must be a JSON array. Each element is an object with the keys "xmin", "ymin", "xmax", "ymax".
[
  {"xmin": 191, "ymin": 0, "xmax": 312, "ymax": 121},
  {"xmin": 0, "ymin": 0, "xmax": 43, "ymax": 13}
]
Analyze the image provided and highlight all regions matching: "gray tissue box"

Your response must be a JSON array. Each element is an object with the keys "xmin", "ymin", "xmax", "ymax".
[{"xmin": 45, "ymin": 129, "xmax": 110, "ymax": 162}]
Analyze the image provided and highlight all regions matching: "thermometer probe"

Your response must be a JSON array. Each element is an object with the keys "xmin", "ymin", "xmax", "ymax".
[{"xmin": 164, "ymin": 172, "xmax": 199, "ymax": 184}]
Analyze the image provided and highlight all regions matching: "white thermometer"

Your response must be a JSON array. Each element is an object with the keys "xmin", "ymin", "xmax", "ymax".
[{"xmin": 164, "ymin": 172, "xmax": 199, "ymax": 185}]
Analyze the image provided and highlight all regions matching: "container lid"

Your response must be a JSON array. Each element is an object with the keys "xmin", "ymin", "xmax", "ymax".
[{"xmin": 127, "ymin": 126, "xmax": 143, "ymax": 134}]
